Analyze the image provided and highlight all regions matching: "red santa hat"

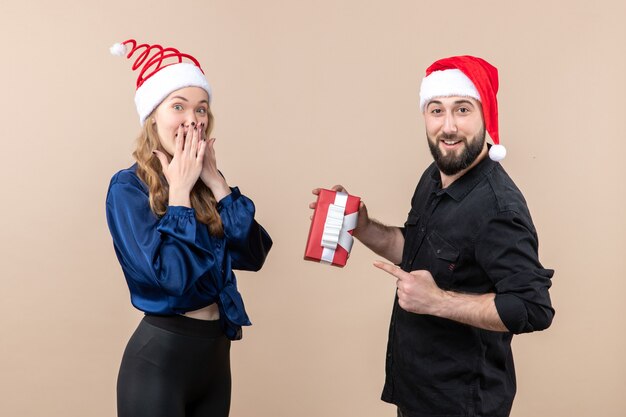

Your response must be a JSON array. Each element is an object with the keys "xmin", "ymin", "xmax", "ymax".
[
  {"xmin": 419, "ymin": 55, "xmax": 506, "ymax": 161},
  {"xmin": 110, "ymin": 39, "xmax": 212, "ymax": 125}
]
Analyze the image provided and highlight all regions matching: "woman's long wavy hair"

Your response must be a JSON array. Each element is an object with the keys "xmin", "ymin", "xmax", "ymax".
[{"xmin": 133, "ymin": 109, "xmax": 224, "ymax": 236}]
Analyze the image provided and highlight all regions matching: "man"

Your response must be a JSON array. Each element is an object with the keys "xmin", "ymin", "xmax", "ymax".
[{"xmin": 312, "ymin": 56, "xmax": 554, "ymax": 416}]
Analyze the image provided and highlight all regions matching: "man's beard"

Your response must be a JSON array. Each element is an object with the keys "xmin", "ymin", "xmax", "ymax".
[{"xmin": 427, "ymin": 127, "xmax": 486, "ymax": 176}]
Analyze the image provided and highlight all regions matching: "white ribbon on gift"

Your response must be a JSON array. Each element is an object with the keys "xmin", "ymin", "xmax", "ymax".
[{"xmin": 320, "ymin": 192, "xmax": 358, "ymax": 264}]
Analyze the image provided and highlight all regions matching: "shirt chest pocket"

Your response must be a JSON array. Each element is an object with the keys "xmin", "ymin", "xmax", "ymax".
[{"xmin": 426, "ymin": 231, "xmax": 459, "ymax": 289}]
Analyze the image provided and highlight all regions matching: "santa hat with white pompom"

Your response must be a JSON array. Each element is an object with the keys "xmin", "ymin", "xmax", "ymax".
[
  {"xmin": 419, "ymin": 55, "xmax": 506, "ymax": 161},
  {"xmin": 110, "ymin": 39, "xmax": 211, "ymax": 125}
]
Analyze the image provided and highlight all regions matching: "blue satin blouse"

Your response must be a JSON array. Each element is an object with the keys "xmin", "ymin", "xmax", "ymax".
[{"xmin": 105, "ymin": 164, "xmax": 272, "ymax": 340}]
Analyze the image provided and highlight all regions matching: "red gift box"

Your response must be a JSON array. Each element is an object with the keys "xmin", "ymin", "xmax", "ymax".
[{"xmin": 304, "ymin": 189, "xmax": 360, "ymax": 267}]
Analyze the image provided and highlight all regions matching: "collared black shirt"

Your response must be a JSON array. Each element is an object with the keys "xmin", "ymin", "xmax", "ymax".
[{"xmin": 382, "ymin": 156, "xmax": 554, "ymax": 417}]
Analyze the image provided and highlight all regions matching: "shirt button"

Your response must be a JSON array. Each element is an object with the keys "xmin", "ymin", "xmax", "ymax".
[{"xmin": 436, "ymin": 249, "xmax": 441, "ymax": 254}]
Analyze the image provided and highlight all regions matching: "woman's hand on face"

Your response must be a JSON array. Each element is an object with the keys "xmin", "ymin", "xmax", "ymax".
[
  {"xmin": 199, "ymin": 130, "xmax": 231, "ymax": 202},
  {"xmin": 153, "ymin": 123, "xmax": 206, "ymax": 207}
]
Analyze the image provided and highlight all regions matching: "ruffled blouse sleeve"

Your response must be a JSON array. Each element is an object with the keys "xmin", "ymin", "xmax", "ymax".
[
  {"xmin": 106, "ymin": 172, "xmax": 217, "ymax": 296},
  {"xmin": 217, "ymin": 187, "xmax": 273, "ymax": 271}
]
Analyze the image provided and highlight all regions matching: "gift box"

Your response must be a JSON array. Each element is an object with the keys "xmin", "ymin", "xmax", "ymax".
[{"xmin": 304, "ymin": 189, "xmax": 360, "ymax": 267}]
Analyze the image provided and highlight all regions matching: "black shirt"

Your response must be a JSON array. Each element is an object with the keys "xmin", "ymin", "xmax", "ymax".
[{"xmin": 382, "ymin": 156, "xmax": 554, "ymax": 417}]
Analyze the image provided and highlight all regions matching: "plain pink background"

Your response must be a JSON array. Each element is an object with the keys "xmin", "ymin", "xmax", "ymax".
[{"xmin": 1, "ymin": 1, "xmax": 624, "ymax": 416}]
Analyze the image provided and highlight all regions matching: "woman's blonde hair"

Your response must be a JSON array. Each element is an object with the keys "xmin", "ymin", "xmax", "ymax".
[{"xmin": 133, "ymin": 109, "xmax": 224, "ymax": 236}]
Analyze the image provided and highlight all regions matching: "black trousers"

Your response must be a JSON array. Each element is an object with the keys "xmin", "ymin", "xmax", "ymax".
[{"xmin": 117, "ymin": 315, "xmax": 231, "ymax": 417}]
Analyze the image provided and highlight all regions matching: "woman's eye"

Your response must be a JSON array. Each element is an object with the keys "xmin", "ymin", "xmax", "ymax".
[
  {"xmin": 197, "ymin": 108, "xmax": 207, "ymax": 114},
  {"xmin": 173, "ymin": 104, "xmax": 183, "ymax": 111}
]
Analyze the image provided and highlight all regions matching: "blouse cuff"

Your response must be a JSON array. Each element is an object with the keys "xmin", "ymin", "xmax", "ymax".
[
  {"xmin": 157, "ymin": 206, "xmax": 198, "ymax": 245},
  {"xmin": 165, "ymin": 205, "xmax": 196, "ymax": 217},
  {"xmin": 216, "ymin": 187, "xmax": 242, "ymax": 211}
]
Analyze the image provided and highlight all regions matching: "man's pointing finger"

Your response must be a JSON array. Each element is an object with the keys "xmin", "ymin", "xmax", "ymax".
[{"xmin": 373, "ymin": 261, "xmax": 404, "ymax": 279}]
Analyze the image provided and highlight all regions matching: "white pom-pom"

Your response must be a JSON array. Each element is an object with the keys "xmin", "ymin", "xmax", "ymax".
[
  {"xmin": 489, "ymin": 144, "xmax": 506, "ymax": 161},
  {"xmin": 110, "ymin": 42, "xmax": 127, "ymax": 57}
]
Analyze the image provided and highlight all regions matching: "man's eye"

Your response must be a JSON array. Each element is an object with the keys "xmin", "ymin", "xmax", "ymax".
[
  {"xmin": 431, "ymin": 108, "xmax": 442, "ymax": 114},
  {"xmin": 458, "ymin": 107, "xmax": 469, "ymax": 113}
]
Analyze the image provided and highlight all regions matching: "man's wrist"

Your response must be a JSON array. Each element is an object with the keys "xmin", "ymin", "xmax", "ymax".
[
  {"xmin": 354, "ymin": 217, "xmax": 372, "ymax": 240},
  {"xmin": 430, "ymin": 289, "xmax": 453, "ymax": 318}
]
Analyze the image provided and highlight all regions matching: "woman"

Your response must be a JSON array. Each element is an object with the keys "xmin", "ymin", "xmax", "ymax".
[{"xmin": 106, "ymin": 39, "xmax": 272, "ymax": 417}]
